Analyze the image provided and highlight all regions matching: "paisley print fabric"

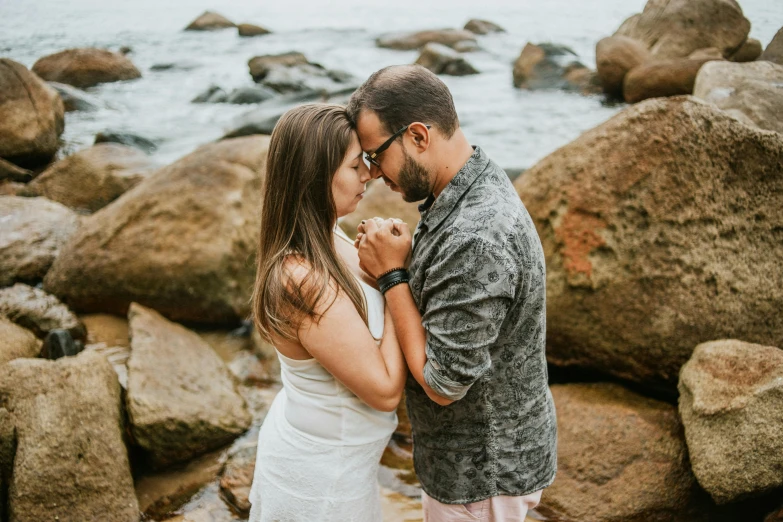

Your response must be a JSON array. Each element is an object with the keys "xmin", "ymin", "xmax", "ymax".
[{"xmin": 406, "ymin": 146, "xmax": 557, "ymax": 504}]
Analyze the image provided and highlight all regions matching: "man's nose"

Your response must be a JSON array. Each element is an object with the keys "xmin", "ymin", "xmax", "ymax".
[{"xmin": 369, "ymin": 163, "xmax": 383, "ymax": 179}]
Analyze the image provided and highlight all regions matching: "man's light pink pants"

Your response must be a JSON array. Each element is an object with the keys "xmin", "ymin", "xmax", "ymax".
[{"xmin": 422, "ymin": 489, "xmax": 543, "ymax": 522}]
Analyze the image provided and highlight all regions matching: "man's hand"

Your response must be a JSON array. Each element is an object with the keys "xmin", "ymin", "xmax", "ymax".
[{"xmin": 357, "ymin": 218, "xmax": 412, "ymax": 278}]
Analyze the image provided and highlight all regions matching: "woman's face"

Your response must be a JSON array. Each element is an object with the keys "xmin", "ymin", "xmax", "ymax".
[{"xmin": 332, "ymin": 132, "xmax": 371, "ymax": 218}]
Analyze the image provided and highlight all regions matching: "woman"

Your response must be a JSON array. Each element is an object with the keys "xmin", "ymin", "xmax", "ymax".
[{"xmin": 248, "ymin": 104, "xmax": 408, "ymax": 521}]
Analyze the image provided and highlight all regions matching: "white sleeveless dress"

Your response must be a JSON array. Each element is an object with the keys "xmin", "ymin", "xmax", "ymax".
[{"xmin": 248, "ymin": 231, "xmax": 397, "ymax": 522}]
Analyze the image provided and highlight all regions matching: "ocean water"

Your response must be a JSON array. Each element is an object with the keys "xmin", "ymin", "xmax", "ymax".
[{"xmin": 1, "ymin": 0, "xmax": 780, "ymax": 169}]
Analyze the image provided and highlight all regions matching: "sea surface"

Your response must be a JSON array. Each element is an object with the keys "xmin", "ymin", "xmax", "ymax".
[{"xmin": 1, "ymin": 0, "xmax": 780, "ymax": 169}]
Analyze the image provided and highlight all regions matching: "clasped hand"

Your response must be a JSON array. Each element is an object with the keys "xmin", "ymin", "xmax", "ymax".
[{"xmin": 355, "ymin": 218, "xmax": 412, "ymax": 278}]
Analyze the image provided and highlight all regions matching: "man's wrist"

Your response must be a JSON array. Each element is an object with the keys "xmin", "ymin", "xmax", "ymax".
[{"xmin": 377, "ymin": 268, "xmax": 409, "ymax": 294}]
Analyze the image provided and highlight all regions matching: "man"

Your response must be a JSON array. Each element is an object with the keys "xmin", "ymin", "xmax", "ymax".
[{"xmin": 347, "ymin": 65, "xmax": 557, "ymax": 522}]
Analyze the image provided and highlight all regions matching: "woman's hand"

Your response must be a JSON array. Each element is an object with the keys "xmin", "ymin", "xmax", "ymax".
[{"xmin": 357, "ymin": 219, "xmax": 412, "ymax": 278}]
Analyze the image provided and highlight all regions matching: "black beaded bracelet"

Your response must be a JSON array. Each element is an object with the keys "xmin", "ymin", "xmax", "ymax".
[{"xmin": 377, "ymin": 268, "xmax": 409, "ymax": 294}]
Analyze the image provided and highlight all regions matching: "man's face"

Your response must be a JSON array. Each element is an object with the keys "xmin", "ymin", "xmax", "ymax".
[{"xmin": 355, "ymin": 111, "xmax": 432, "ymax": 203}]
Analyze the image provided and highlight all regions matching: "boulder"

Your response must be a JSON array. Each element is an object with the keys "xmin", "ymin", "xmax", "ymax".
[
  {"xmin": 679, "ymin": 340, "xmax": 783, "ymax": 503},
  {"xmin": 126, "ymin": 303, "xmax": 252, "ymax": 468},
  {"xmin": 464, "ymin": 19, "xmax": 504, "ymax": 35},
  {"xmin": 614, "ymin": 0, "xmax": 750, "ymax": 59},
  {"xmin": 238, "ymin": 23, "xmax": 271, "ymax": 37},
  {"xmin": 149, "ymin": 61, "xmax": 199, "ymax": 72},
  {"xmin": 414, "ymin": 43, "xmax": 479, "ymax": 76},
  {"xmin": 192, "ymin": 85, "xmax": 228, "ymax": 104},
  {"xmin": 94, "ymin": 130, "xmax": 159, "ymax": 153},
  {"xmin": 185, "ymin": 11, "xmax": 236, "ymax": 31},
  {"xmin": 513, "ymin": 42, "xmax": 595, "ymax": 93},
  {"xmin": 514, "ymin": 97, "xmax": 783, "ymax": 390},
  {"xmin": 760, "ymin": 27, "xmax": 783, "ymax": 65},
  {"xmin": 688, "ymin": 47, "xmax": 725, "ymax": 61},
  {"xmin": 248, "ymin": 52, "xmax": 355, "ymax": 95},
  {"xmin": 0, "ymin": 157, "xmax": 33, "ymax": 183},
  {"xmin": 0, "ymin": 316, "xmax": 41, "ymax": 365},
  {"xmin": 0, "ymin": 283, "xmax": 85, "ymax": 340},
  {"xmin": 623, "ymin": 57, "xmax": 715, "ymax": 103},
  {"xmin": 219, "ymin": 437, "xmax": 257, "ymax": 516},
  {"xmin": 339, "ymin": 178, "xmax": 422, "ymax": 239},
  {"xmin": 0, "ymin": 196, "xmax": 81, "ymax": 286},
  {"xmin": 48, "ymin": 81, "xmax": 101, "ymax": 112},
  {"xmin": 0, "ymin": 59, "xmax": 64, "ymax": 168},
  {"xmin": 596, "ymin": 36, "xmax": 651, "ymax": 98},
  {"xmin": 729, "ymin": 38, "xmax": 762, "ymax": 62},
  {"xmin": 248, "ymin": 52, "xmax": 309, "ymax": 82},
  {"xmin": 32, "ymin": 48, "xmax": 141, "ymax": 89},
  {"xmin": 42, "ymin": 136, "xmax": 269, "ymax": 323},
  {"xmin": 693, "ymin": 60, "xmax": 783, "ymax": 134},
  {"xmin": 376, "ymin": 29, "xmax": 477, "ymax": 51},
  {"xmin": 226, "ymin": 85, "xmax": 278, "ymax": 104},
  {"xmin": 0, "ymin": 180, "xmax": 25, "ymax": 196},
  {"xmin": 19, "ymin": 143, "xmax": 157, "ymax": 213},
  {"xmin": 539, "ymin": 383, "xmax": 710, "ymax": 522},
  {"xmin": 0, "ymin": 350, "xmax": 138, "ymax": 521}
]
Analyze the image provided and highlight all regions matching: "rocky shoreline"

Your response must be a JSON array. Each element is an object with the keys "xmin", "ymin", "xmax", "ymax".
[{"xmin": 1, "ymin": 2, "xmax": 782, "ymax": 521}]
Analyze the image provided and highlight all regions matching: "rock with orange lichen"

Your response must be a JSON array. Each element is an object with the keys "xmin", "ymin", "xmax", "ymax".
[{"xmin": 514, "ymin": 96, "xmax": 783, "ymax": 390}]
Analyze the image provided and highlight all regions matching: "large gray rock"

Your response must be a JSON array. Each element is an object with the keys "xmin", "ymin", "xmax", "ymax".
[
  {"xmin": 539, "ymin": 383, "xmax": 711, "ymax": 522},
  {"xmin": 0, "ymin": 196, "xmax": 81, "ymax": 286},
  {"xmin": 238, "ymin": 23, "xmax": 271, "ymax": 37},
  {"xmin": 184, "ymin": 11, "xmax": 236, "ymax": 31},
  {"xmin": 19, "ymin": 143, "xmax": 157, "ymax": 213},
  {"xmin": 0, "ymin": 59, "xmax": 64, "ymax": 168},
  {"xmin": 248, "ymin": 52, "xmax": 356, "ymax": 95},
  {"xmin": 729, "ymin": 38, "xmax": 762, "ymax": 62},
  {"xmin": 679, "ymin": 340, "xmax": 783, "ymax": 504},
  {"xmin": 126, "ymin": 303, "xmax": 252, "ymax": 468},
  {"xmin": 623, "ymin": 57, "xmax": 715, "ymax": 103},
  {"xmin": 514, "ymin": 97, "xmax": 783, "ymax": 391},
  {"xmin": 376, "ymin": 29, "xmax": 477, "ymax": 51},
  {"xmin": 32, "ymin": 48, "xmax": 141, "ymax": 89},
  {"xmin": 42, "ymin": 136, "xmax": 269, "ymax": 323},
  {"xmin": 615, "ymin": 0, "xmax": 750, "ymax": 59},
  {"xmin": 0, "ymin": 350, "xmax": 138, "ymax": 521},
  {"xmin": 48, "ymin": 81, "xmax": 102, "ymax": 112},
  {"xmin": 513, "ymin": 42, "xmax": 597, "ymax": 93},
  {"xmin": 415, "ymin": 43, "xmax": 479, "ymax": 76},
  {"xmin": 464, "ymin": 19, "xmax": 504, "ymax": 35},
  {"xmin": 0, "ymin": 283, "xmax": 85, "ymax": 340},
  {"xmin": 693, "ymin": 60, "xmax": 783, "ymax": 134},
  {"xmin": 760, "ymin": 27, "xmax": 783, "ymax": 65},
  {"xmin": 0, "ymin": 316, "xmax": 40, "ymax": 365}
]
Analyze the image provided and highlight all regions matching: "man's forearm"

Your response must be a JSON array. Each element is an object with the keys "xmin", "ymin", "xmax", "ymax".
[{"xmin": 384, "ymin": 283, "xmax": 454, "ymax": 406}]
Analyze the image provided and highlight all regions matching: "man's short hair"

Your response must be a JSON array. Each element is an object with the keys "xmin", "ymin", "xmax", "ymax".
[{"xmin": 346, "ymin": 65, "xmax": 459, "ymax": 138}]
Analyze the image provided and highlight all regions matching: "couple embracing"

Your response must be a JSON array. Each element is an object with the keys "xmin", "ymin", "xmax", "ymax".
[{"xmin": 248, "ymin": 65, "xmax": 557, "ymax": 522}]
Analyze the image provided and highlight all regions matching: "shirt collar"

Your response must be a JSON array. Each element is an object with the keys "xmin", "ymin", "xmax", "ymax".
[{"xmin": 417, "ymin": 146, "xmax": 489, "ymax": 231}]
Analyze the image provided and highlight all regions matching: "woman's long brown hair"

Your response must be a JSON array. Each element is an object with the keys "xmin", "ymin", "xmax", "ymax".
[{"xmin": 251, "ymin": 104, "xmax": 367, "ymax": 342}]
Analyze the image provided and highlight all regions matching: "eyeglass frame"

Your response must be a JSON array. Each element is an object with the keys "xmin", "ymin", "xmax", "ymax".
[{"xmin": 364, "ymin": 123, "xmax": 431, "ymax": 168}]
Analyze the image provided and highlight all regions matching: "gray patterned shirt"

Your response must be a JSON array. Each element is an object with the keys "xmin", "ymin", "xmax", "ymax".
[{"xmin": 406, "ymin": 146, "xmax": 557, "ymax": 504}]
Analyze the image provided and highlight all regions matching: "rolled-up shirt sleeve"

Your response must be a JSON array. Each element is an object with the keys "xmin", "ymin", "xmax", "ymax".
[{"xmin": 420, "ymin": 234, "xmax": 515, "ymax": 401}]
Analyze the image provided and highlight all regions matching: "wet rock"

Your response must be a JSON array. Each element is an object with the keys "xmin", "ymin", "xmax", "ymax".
[
  {"xmin": 94, "ymin": 130, "xmax": 159, "ymax": 153},
  {"xmin": 539, "ymin": 383, "xmax": 712, "ymax": 522},
  {"xmin": 192, "ymin": 85, "xmax": 228, "ymax": 104},
  {"xmin": 150, "ymin": 61, "xmax": 200, "ymax": 72},
  {"xmin": 40, "ymin": 329, "xmax": 83, "ymax": 360},
  {"xmin": 0, "ymin": 196, "xmax": 81, "ymax": 286},
  {"xmin": 514, "ymin": 97, "xmax": 783, "ymax": 390},
  {"xmin": 219, "ymin": 438, "xmax": 257, "ymax": 516},
  {"xmin": 415, "ymin": 43, "xmax": 479, "ymax": 76},
  {"xmin": 693, "ymin": 60, "xmax": 783, "ymax": 134},
  {"xmin": 339, "ymin": 179, "xmax": 422, "ymax": 239},
  {"xmin": 248, "ymin": 52, "xmax": 355, "ymax": 95},
  {"xmin": 42, "ymin": 136, "xmax": 268, "ymax": 323},
  {"xmin": 248, "ymin": 52, "xmax": 309, "ymax": 82},
  {"xmin": 376, "ymin": 29, "xmax": 477, "ymax": 51},
  {"xmin": 679, "ymin": 340, "xmax": 783, "ymax": 504},
  {"xmin": 32, "ymin": 48, "xmax": 142, "ymax": 89},
  {"xmin": 238, "ymin": 23, "xmax": 271, "ymax": 37},
  {"xmin": 0, "ymin": 157, "xmax": 33, "ymax": 182},
  {"xmin": 126, "ymin": 303, "xmax": 252, "ymax": 468},
  {"xmin": 596, "ymin": 35, "xmax": 651, "ymax": 98},
  {"xmin": 19, "ymin": 143, "xmax": 157, "ymax": 213},
  {"xmin": 225, "ymin": 85, "xmax": 278, "ymax": 104},
  {"xmin": 452, "ymin": 40, "xmax": 479, "ymax": 53},
  {"xmin": 48, "ymin": 81, "xmax": 101, "ymax": 112},
  {"xmin": 464, "ymin": 19, "xmax": 504, "ymax": 35},
  {"xmin": 513, "ymin": 42, "xmax": 594, "ymax": 92},
  {"xmin": 614, "ymin": 0, "xmax": 750, "ymax": 60},
  {"xmin": 0, "ymin": 283, "xmax": 85, "ymax": 340},
  {"xmin": 729, "ymin": 38, "xmax": 762, "ymax": 62},
  {"xmin": 760, "ymin": 27, "xmax": 783, "ymax": 65},
  {"xmin": 0, "ymin": 350, "xmax": 138, "ymax": 521},
  {"xmin": 0, "ymin": 59, "xmax": 64, "ymax": 168},
  {"xmin": 623, "ymin": 57, "xmax": 715, "ymax": 103},
  {"xmin": 0, "ymin": 316, "xmax": 41, "ymax": 365},
  {"xmin": 185, "ymin": 11, "xmax": 236, "ymax": 31}
]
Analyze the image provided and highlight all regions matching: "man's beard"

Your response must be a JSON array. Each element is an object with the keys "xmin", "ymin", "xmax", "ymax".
[{"xmin": 398, "ymin": 149, "xmax": 432, "ymax": 203}]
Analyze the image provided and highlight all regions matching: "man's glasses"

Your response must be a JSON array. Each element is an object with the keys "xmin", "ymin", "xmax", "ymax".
[{"xmin": 364, "ymin": 124, "xmax": 431, "ymax": 168}]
